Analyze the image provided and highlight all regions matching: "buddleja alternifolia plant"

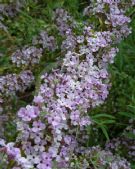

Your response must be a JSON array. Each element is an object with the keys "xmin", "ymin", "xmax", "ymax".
[{"xmin": 0, "ymin": 0, "xmax": 134, "ymax": 169}]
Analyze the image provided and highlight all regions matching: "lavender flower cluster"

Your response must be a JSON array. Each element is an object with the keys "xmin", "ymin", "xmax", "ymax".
[
  {"xmin": 0, "ymin": 0, "xmax": 24, "ymax": 32},
  {"xmin": 11, "ymin": 31, "xmax": 58, "ymax": 68},
  {"xmin": 0, "ymin": 1, "xmax": 22, "ymax": 18},
  {"xmin": 11, "ymin": 46, "xmax": 43, "ymax": 67},
  {"xmin": 0, "ymin": 70, "xmax": 34, "ymax": 113},
  {"xmin": 32, "ymin": 31, "xmax": 57, "ymax": 51},
  {"xmin": 73, "ymin": 146, "xmax": 131, "ymax": 169},
  {"xmin": 1, "ymin": 30, "xmax": 57, "ymax": 115},
  {"xmin": 0, "ymin": 1, "xmax": 134, "ymax": 169},
  {"xmin": 105, "ymin": 123, "xmax": 135, "ymax": 161},
  {"xmin": 0, "ymin": 70, "xmax": 34, "ymax": 97}
]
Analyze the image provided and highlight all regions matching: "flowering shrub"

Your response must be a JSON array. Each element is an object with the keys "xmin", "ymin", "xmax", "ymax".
[{"xmin": 0, "ymin": 0, "xmax": 135, "ymax": 168}]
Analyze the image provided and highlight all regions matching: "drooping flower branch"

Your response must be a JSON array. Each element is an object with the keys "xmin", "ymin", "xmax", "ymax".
[{"xmin": 0, "ymin": 1, "xmax": 134, "ymax": 169}]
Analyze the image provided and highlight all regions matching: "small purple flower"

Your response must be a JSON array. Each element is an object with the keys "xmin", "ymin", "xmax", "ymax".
[
  {"xmin": 32, "ymin": 120, "xmax": 45, "ymax": 132},
  {"xmin": 18, "ymin": 105, "xmax": 40, "ymax": 121},
  {"xmin": 34, "ymin": 95, "xmax": 44, "ymax": 105},
  {"xmin": 70, "ymin": 110, "xmax": 80, "ymax": 125}
]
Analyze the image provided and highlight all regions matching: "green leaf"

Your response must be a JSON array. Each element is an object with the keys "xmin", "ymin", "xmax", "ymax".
[
  {"xmin": 92, "ymin": 114, "xmax": 115, "ymax": 119},
  {"xmin": 118, "ymin": 112, "xmax": 135, "ymax": 119},
  {"xmin": 100, "ymin": 120, "xmax": 116, "ymax": 124},
  {"xmin": 100, "ymin": 125, "xmax": 110, "ymax": 141}
]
